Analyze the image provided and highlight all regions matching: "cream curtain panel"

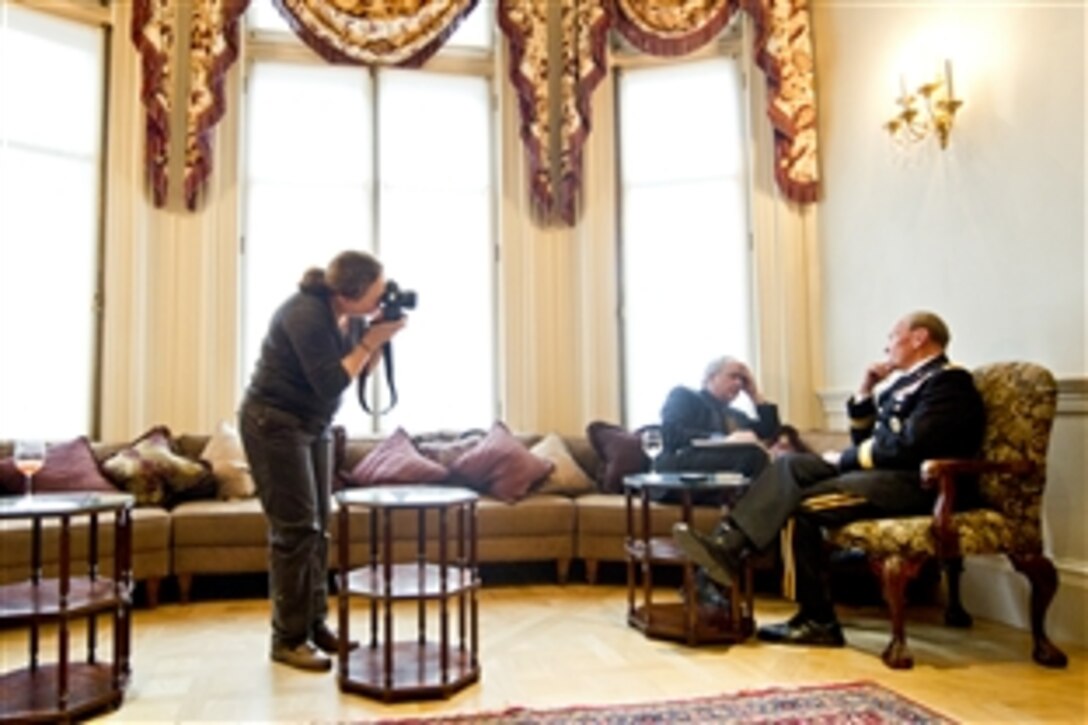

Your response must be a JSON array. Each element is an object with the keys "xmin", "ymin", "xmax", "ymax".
[{"xmin": 131, "ymin": 0, "xmax": 818, "ymax": 218}]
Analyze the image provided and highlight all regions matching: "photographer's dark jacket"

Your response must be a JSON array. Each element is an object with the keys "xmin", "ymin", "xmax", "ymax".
[
  {"xmin": 245, "ymin": 289, "xmax": 360, "ymax": 428},
  {"xmin": 657, "ymin": 386, "xmax": 780, "ymax": 477}
]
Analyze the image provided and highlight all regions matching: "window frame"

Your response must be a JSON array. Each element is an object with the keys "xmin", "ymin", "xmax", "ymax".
[
  {"xmin": 0, "ymin": 0, "xmax": 111, "ymax": 439},
  {"xmin": 240, "ymin": 15, "xmax": 500, "ymax": 434},
  {"xmin": 611, "ymin": 26, "xmax": 756, "ymax": 428}
]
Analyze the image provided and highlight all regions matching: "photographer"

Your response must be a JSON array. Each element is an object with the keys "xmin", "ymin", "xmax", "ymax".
[{"xmin": 239, "ymin": 250, "xmax": 406, "ymax": 672}]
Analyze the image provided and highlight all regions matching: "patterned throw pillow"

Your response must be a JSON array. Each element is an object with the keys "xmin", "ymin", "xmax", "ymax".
[
  {"xmin": 531, "ymin": 433, "xmax": 595, "ymax": 497},
  {"xmin": 586, "ymin": 421, "xmax": 649, "ymax": 494},
  {"xmin": 200, "ymin": 420, "xmax": 256, "ymax": 499},
  {"xmin": 414, "ymin": 429, "xmax": 488, "ymax": 468},
  {"xmin": 101, "ymin": 426, "xmax": 214, "ymax": 507},
  {"xmin": 447, "ymin": 422, "xmax": 554, "ymax": 504},
  {"xmin": 349, "ymin": 427, "xmax": 449, "ymax": 486},
  {"xmin": 0, "ymin": 437, "xmax": 118, "ymax": 495}
]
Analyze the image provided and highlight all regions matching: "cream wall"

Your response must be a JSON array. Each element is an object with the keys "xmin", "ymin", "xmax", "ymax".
[{"xmin": 811, "ymin": 2, "xmax": 1086, "ymax": 647}]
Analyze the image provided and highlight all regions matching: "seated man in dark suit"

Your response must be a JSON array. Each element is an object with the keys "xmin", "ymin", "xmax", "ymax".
[
  {"xmin": 674, "ymin": 311, "xmax": 985, "ymax": 646},
  {"xmin": 657, "ymin": 356, "xmax": 781, "ymax": 479}
]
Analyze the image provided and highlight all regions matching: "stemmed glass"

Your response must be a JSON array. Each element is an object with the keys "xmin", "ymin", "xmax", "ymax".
[
  {"xmin": 640, "ymin": 426, "xmax": 664, "ymax": 478},
  {"xmin": 14, "ymin": 440, "xmax": 46, "ymax": 500}
]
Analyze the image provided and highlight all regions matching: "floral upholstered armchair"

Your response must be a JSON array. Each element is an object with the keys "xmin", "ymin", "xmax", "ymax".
[{"xmin": 821, "ymin": 362, "xmax": 1069, "ymax": 670}]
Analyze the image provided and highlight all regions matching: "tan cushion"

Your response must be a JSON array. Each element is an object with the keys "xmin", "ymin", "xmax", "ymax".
[
  {"xmin": 200, "ymin": 420, "xmax": 255, "ymax": 499},
  {"xmin": 0, "ymin": 505, "xmax": 170, "ymax": 584},
  {"xmin": 171, "ymin": 497, "xmax": 269, "ymax": 547},
  {"xmin": 531, "ymin": 433, "xmax": 595, "ymax": 497}
]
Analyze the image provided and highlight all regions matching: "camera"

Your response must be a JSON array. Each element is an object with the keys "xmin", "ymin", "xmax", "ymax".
[{"xmin": 379, "ymin": 280, "xmax": 417, "ymax": 321}]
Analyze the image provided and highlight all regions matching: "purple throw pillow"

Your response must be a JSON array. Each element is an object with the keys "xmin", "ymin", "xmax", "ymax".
[
  {"xmin": 447, "ymin": 422, "xmax": 554, "ymax": 503},
  {"xmin": 586, "ymin": 421, "xmax": 649, "ymax": 494},
  {"xmin": 349, "ymin": 427, "xmax": 449, "ymax": 486},
  {"xmin": 0, "ymin": 437, "xmax": 118, "ymax": 495}
]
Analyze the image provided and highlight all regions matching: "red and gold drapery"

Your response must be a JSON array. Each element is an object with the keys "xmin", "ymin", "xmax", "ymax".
[
  {"xmin": 132, "ymin": 0, "xmax": 819, "ymax": 218},
  {"xmin": 499, "ymin": 0, "xmax": 611, "ymax": 224},
  {"xmin": 133, "ymin": 0, "xmax": 250, "ymax": 210},
  {"xmin": 131, "ymin": 0, "xmax": 175, "ymax": 208},
  {"xmin": 499, "ymin": 0, "xmax": 820, "ymax": 222}
]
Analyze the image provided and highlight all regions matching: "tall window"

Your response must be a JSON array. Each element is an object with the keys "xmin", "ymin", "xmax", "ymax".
[
  {"xmin": 242, "ymin": 9, "xmax": 495, "ymax": 435},
  {"xmin": 0, "ymin": 4, "xmax": 106, "ymax": 438},
  {"xmin": 616, "ymin": 55, "xmax": 752, "ymax": 428}
]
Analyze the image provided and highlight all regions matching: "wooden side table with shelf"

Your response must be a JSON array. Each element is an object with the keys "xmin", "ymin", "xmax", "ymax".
[
  {"xmin": 0, "ymin": 492, "xmax": 134, "ymax": 723},
  {"xmin": 335, "ymin": 485, "xmax": 480, "ymax": 702},
  {"xmin": 623, "ymin": 472, "xmax": 753, "ymax": 646}
]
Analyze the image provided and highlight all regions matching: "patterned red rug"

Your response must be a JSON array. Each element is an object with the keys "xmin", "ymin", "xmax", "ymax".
[{"xmin": 373, "ymin": 681, "xmax": 955, "ymax": 724}]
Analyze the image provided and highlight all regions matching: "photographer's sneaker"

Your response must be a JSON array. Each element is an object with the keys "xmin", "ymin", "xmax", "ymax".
[{"xmin": 271, "ymin": 641, "xmax": 332, "ymax": 672}]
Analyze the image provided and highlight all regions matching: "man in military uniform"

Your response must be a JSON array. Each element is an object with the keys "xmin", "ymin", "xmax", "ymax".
[{"xmin": 674, "ymin": 311, "xmax": 985, "ymax": 646}]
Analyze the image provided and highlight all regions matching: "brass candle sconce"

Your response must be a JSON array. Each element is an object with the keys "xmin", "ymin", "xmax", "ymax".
[{"xmin": 885, "ymin": 60, "xmax": 963, "ymax": 150}]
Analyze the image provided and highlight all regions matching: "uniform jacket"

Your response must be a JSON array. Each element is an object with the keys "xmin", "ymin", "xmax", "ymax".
[{"xmin": 838, "ymin": 354, "xmax": 985, "ymax": 472}]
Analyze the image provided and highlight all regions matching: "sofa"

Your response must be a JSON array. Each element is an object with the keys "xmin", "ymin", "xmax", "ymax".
[{"xmin": 3, "ymin": 423, "xmax": 828, "ymax": 607}]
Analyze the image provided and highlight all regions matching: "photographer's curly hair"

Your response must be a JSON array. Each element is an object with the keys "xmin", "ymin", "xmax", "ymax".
[{"xmin": 299, "ymin": 251, "xmax": 383, "ymax": 300}]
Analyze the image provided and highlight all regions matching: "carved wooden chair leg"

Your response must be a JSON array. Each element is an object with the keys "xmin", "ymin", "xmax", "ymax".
[
  {"xmin": 877, "ymin": 556, "xmax": 922, "ymax": 669},
  {"xmin": 1009, "ymin": 553, "xmax": 1069, "ymax": 668},
  {"xmin": 942, "ymin": 556, "xmax": 973, "ymax": 628}
]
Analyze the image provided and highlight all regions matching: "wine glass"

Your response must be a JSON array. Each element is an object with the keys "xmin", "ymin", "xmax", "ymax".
[
  {"xmin": 640, "ymin": 426, "xmax": 664, "ymax": 477},
  {"xmin": 14, "ymin": 440, "xmax": 46, "ymax": 499}
]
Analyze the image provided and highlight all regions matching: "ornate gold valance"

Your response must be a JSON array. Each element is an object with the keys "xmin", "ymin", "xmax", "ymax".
[
  {"xmin": 614, "ymin": 0, "xmax": 737, "ymax": 57},
  {"xmin": 271, "ymin": 0, "xmax": 479, "ymax": 67}
]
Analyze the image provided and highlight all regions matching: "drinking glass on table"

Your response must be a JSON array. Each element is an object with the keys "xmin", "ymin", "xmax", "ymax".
[
  {"xmin": 640, "ymin": 426, "xmax": 664, "ymax": 477},
  {"xmin": 13, "ymin": 440, "xmax": 46, "ymax": 499}
]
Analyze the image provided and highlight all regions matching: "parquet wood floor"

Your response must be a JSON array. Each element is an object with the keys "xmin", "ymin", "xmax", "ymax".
[{"xmin": 2, "ymin": 581, "xmax": 1084, "ymax": 723}]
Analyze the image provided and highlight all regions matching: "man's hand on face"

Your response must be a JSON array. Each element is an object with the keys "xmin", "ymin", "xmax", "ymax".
[
  {"xmin": 858, "ymin": 361, "xmax": 895, "ymax": 399},
  {"xmin": 738, "ymin": 364, "xmax": 763, "ymax": 404}
]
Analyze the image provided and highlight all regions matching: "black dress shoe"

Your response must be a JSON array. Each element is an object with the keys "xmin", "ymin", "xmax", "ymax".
[
  {"xmin": 672, "ymin": 523, "xmax": 744, "ymax": 587},
  {"xmin": 312, "ymin": 623, "xmax": 359, "ymax": 654},
  {"xmin": 756, "ymin": 616, "xmax": 846, "ymax": 647},
  {"xmin": 694, "ymin": 569, "xmax": 730, "ymax": 609}
]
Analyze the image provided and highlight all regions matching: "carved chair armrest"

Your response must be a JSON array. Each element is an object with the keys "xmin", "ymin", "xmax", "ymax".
[{"xmin": 920, "ymin": 458, "xmax": 1036, "ymax": 558}]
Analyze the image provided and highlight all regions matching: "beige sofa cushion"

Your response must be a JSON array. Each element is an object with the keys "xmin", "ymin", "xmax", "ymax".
[
  {"xmin": 0, "ymin": 506, "xmax": 170, "ymax": 585},
  {"xmin": 574, "ymin": 493, "xmax": 724, "ymax": 562}
]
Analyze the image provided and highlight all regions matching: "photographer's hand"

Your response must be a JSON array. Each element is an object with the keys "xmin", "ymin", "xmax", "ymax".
[{"xmin": 342, "ymin": 316, "xmax": 407, "ymax": 378}]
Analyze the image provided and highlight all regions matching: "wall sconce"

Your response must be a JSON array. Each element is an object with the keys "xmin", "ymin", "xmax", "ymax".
[{"xmin": 885, "ymin": 60, "xmax": 963, "ymax": 150}]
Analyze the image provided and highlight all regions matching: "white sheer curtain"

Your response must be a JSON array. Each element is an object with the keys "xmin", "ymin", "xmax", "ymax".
[
  {"xmin": 242, "ymin": 62, "xmax": 494, "ymax": 435},
  {"xmin": 0, "ymin": 5, "xmax": 104, "ymax": 438},
  {"xmin": 617, "ymin": 57, "xmax": 752, "ymax": 428}
]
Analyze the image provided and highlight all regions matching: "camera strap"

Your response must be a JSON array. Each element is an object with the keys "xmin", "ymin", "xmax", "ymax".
[{"xmin": 356, "ymin": 340, "xmax": 398, "ymax": 415}]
